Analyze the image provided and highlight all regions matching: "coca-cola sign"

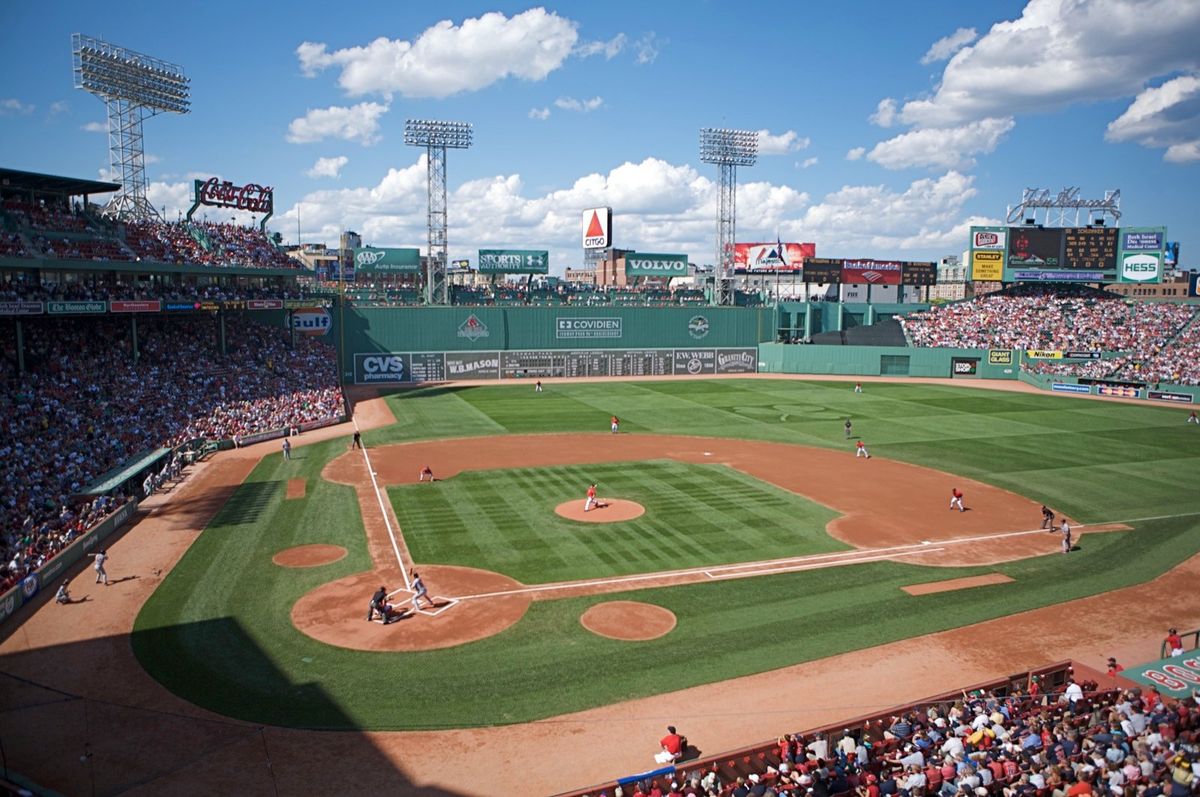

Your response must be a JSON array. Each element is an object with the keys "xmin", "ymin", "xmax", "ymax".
[{"xmin": 194, "ymin": 177, "xmax": 274, "ymax": 214}]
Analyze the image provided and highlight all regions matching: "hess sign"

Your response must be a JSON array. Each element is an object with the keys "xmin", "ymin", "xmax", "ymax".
[{"xmin": 194, "ymin": 177, "xmax": 274, "ymax": 214}]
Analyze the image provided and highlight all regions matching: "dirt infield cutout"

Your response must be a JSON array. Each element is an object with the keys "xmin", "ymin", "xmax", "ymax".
[
  {"xmin": 555, "ymin": 498, "xmax": 646, "ymax": 523},
  {"xmin": 272, "ymin": 544, "xmax": 348, "ymax": 568},
  {"xmin": 902, "ymin": 573, "xmax": 1014, "ymax": 596},
  {"xmin": 286, "ymin": 478, "xmax": 306, "ymax": 499},
  {"xmin": 581, "ymin": 601, "xmax": 677, "ymax": 640}
]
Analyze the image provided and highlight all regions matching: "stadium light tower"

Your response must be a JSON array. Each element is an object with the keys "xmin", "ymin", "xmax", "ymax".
[
  {"xmin": 404, "ymin": 119, "xmax": 473, "ymax": 306},
  {"xmin": 71, "ymin": 33, "xmax": 190, "ymax": 222},
  {"xmin": 700, "ymin": 128, "xmax": 757, "ymax": 306}
]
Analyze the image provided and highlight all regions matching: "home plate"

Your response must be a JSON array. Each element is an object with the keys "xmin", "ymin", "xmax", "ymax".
[
  {"xmin": 921, "ymin": 540, "xmax": 932, "ymax": 545},
  {"xmin": 703, "ymin": 452, "xmax": 712, "ymax": 456}
]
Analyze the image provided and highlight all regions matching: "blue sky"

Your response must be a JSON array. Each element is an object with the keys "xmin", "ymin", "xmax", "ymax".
[{"xmin": 1, "ymin": 0, "xmax": 1197, "ymax": 272}]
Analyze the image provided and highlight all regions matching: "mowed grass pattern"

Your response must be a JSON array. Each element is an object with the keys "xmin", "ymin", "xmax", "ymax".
[
  {"xmin": 391, "ymin": 461, "xmax": 845, "ymax": 583},
  {"xmin": 128, "ymin": 379, "xmax": 1200, "ymax": 729}
]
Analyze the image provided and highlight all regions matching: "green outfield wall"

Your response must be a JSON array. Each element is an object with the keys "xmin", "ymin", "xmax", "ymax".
[{"xmin": 756, "ymin": 343, "xmax": 1018, "ymax": 379}]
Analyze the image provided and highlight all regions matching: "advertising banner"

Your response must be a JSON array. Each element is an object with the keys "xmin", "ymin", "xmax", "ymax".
[
  {"xmin": 353, "ymin": 353, "xmax": 410, "ymax": 384},
  {"xmin": 1118, "ymin": 252, "xmax": 1161, "ymax": 283},
  {"xmin": 625, "ymin": 252, "xmax": 688, "ymax": 277},
  {"xmin": 841, "ymin": 259, "xmax": 902, "ymax": 285},
  {"xmin": 673, "ymin": 349, "xmax": 716, "ymax": 375},
  {"xmin": 555, "ymin": 317, "xmax": 623, "ymax": 340},
  {"xmin": 733, "ymin": 242, "xmax": 814, "ymax": 272},
  {"xmin": 714, "ymin": 348, "xmax": 758, "ymax": 374},
  {"xmin": 1025, "ymin": 349, "xmax": 1063, "ymax": 360},
  {"xmin": 477, "ymin": 249, "xmax": 549, "ymax": 274},
  {"xmin": 164, "ymin": 301, "xmax": 204, "ymax": 312},
  {"xmin": 971, "ymin": 251, "xmax": 1004, "ymax": 281},
  {"xmin": 1064, "ymin": 351, "xmax": 1101, "ymax": 360},
  {"xmin": 582, "ymin": 207, "xmax": 612, "ymax": 249},
  {"xmin": 288, "ymin": 307, "xmax": 332, "ymax": 336},
  {"xmin": 951, "ymin": 358, "xmax": 979, "ymax": 376},
  {"xmin": 0, "ymin": 301, "xmax": 44, "ymax": 315},
  {"xmin": 1011, "ymin": 270, "xmax": 1104, "ymax": 282},
  {"xmin": 47, "ymin": 301, "xmax": 106, "ymax": 314},
  {"xmin": 1122, "ymin": 230, "xmax": 1164, "ymax": 251},
  {"xmin": 1148, "ymin": 390, "xmax": 1194, "ymax": 404},
  {"xmin": 1052, "ymin": 383, "xmax": 1091, "ymax": 394},
  {"xmin": 1097, "ymin": 385, "xmax": 1140, "ymax": 398},
  {"xmin": 1190, "ymin": 272, "xmax": 1200, "ymax": 298},
  {"xmin": 246, "ymin": 299, "xmax": 283, "ymax": 310},
  {"xmin": 971, "ymin": 227, "xmax": 1007, "ymax": 250},
  {"xmin": 352, "ymin": 247, "xmax": 421, "ymax": 274},
  {"xmin": 109, "ymin": 300, "xmax": 161, "ymax": 313},
  {"xmin": 444, "ymin": 352, "xmax": 501, "ymax": 379},
  {"xmin": 988, "ymin": 350, "xmax": 1013, "ymax": 365}
]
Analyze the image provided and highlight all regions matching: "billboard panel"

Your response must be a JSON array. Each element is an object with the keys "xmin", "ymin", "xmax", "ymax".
[
  {"xmin": 1190, "ymin": 272, "xmax": 1200, "ymax": 297},
  {"xmin": 625, "ymin": 252, "xmax": 688, "ymax": 277},
  {"xmin": 477, "ymin": 249, "xmax": 549, "ymax": 273},
  {"xmin": 841, "ymin": 259, "xmax": 902, "ymax": 285},
  {"xmin": 1122, "ymin": 230, "xmax": 1163, "ymax": 251},
  {"xmin": 1164, "ymin": 241, "xmax": 1179, "ymax": 267},
  {"xmin": 1062, "ymin": 227, "xmax": 1118, "ymax": 270},
  {"xmin": 1007, "ymin": 228, "xmax": 1063, "ymax": 268},
  {"xmin": 582, "ymin": 207, "xmax": 612, "ymax": 249},
  {"xmin": 733, "ymin": 242, "xmax": 814, "ymax": 272},
  {"xmin": 1118, "ymin": 252, "xmax": 1162, "ymax": 283},
  {"xmin": 353, "ymin": 247, "xmax": 421, "ymax": 274},
  {"xmin": 971, "ymin": 228, "xmax": 1007, "ymax": 250},
  {"xmin": 803, "ymin": 258, "xmax": 843, "ymax": 283},
  {"xmin": 971, "ymin": 251, "xmax": 1004, "ymax": 281}
]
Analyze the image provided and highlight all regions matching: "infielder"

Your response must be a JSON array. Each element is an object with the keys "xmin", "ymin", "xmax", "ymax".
[
  {"xmin": 854, "ymin": 382, "xmax": 863, "ymax": 394},
  {"xmin": 1189, "ymin": 410, "xmax": 1198, "ymax": 425},
  {"xmin": 584, "ymin": 483, "xmax": 598, "ymax": 512},
  {"xmin": 282, "ymin": 438, "xmax": 291, "ymax": 460},
  {"xmin": 535, "ymin": 380, "xmax": 543, "ymax": 392},
  {"xmin": 855, "ymin": 440, "xmax": 870, "ymax": 459},
  {"xmin": 90, "ymin": 549, "xmax": 109, "ymax": 585},
  {"xmin": 950, "ymin": 488, "xmax": 965, "ymax": 512},
  {"xmin": 418, "ymin": 465, "xmax": 434, "ymax": 482},
  {"xmin": 610, "ymin": 415, "xmax": 620, "ymax": 434},
  {"xmin": 1060, "ymin": 519, "xmax": 1072, "ymax": 554},
  {"xmin": 411, "ymin": 572, "xmax": 435, "ymax": 609}
]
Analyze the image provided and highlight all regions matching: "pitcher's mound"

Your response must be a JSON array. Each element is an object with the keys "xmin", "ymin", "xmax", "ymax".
[
  {"xmin": 581, "ymin": 601, "xmax": 676, "ymax": 641},
  {"xmin": 555, "ymin": 498, "xmax": 645, "ymax": 523}
]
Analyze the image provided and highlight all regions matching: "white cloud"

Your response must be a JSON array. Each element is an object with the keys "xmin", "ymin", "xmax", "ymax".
[
  {"xmin": 870, "ymin": 98, "xmax": 898, "ymax": 128},
  {"xmin": 576, "ymin": 33, "xmax": 626, "ymax": 59},
  {"xmin": 0, "ymin": 98, "xmax": 34, "ymax": 116},
  {"xmin": 307, "ymin": 155, "xmax": 350, "ymax": 179},
  {"xmin": 287, "ymin": 102, "xmax": 388, "ymax": 145},
  {"xmin": 633, "ymin": 32, "xmax": 662, "ymax": 65},
  {"xmin": 47, "ymin": 101, "xmax": 69, "ymax": 119},
  {"xmin": 756, "ymin": 129, "xmax": 810, "ymax": 155},
  {"xmin": 81, "ymin": 121, "xmax": 107, "ymax": 133},
  {"xmin": 143, "ymin": 154, "xmax": 161, "ymax": 165},
  {"xmin": 920, "ymin": 27, "xmax": 978, "ymax": 65},
  {"xmin": 296, "ymin": 9, "xmax": 578, "ymax": 99},
  {"xmin": 528, "ymin": 107, "xmax": 551, "ymax": 121},
  {"xmin": 846, "ymin": 147, "xmax": 866, "ymax": 161},
  {"xmin": 799, "ymin": 157, "xmax": 819, "ymax": 169},
  {"xmin": 555, "ymin": 96, "xmax": 604, "ymax": 113},
  {"xmin": 867, "ymin": 117, "xmax": 1015, "ymax": 170},
  {"xmin": 1105, "ymin": 74, "xmax": 1200, "ymax": 161},
  {"xmin": 897, "ymin": 0, "xmax": 1200, "ymax": 128}
]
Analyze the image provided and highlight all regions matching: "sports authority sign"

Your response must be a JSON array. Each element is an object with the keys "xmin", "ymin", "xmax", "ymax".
[
  {"xmin": 625, "ymin": 252, "xmax": 688, "ymax": 277},
  {"xmin": 582, "ymin": 207, "xmax": 612, "ymax": 249},
  {"xmin": 556, "ymin": 317, "xmax": 623, "ymax": 339},
  {"xmin": 352, "ymin": 247, "xmax": 421, "ymax": 274},
  {"xmin": 477, "ymin": 249, "xmax": 549, "ymax": 274}
]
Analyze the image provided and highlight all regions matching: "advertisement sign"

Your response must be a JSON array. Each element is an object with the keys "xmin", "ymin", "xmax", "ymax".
[
  {"xmin": 1007, "ymin": 228, "xmax": 1063, "ymax": 267},
  {"xmin": 951, "ymin": 358, "xmax": 979, "ymax": 376},
  {"xmin": 289, "ymin": 307, "xmax": 332, "ymax": 336},
  {"xmin": 457, "ymin": 314, "xmax": 491, "ymax": 342},
  {"xmin": 582, "ymin": 207, "xmax": 612, "ymax": 249},
  {"xmin": 556, "ymin": 317, "xmax": 622, "ymax": 339},
  {"xmin": 673, "ymin": 349, "xmax": 716, "ymax": 375},
  {"xmin": 988, "ymin": 350, "xmax": 1013, "ymax": 365},
  {"xmin": 354, "ymin": 353, "xmax": 410, "ymax": 384},
  {"xmin": 1122, "ymin": 230, "xmax": 1163, "ymax": 251},
  {"xmin": 192, "ymin": 177, "xmax": 273, "ymax": 215},
  {"xmin": 1148, "ymin": 390, "xmax": 1194, "ymax": 404},
  {"xmin": 1062, "ymin": 227, "xmax": 1118, "ymax": 270},
  {"xmin": 1164, "ymin": 241, "xmax": 1179, "ymax": 267},
  {"xmin": 803, "ymin": 258, "xmax": 843, "ymax": 284},
  {"xmin": 733, "ymin": 242, "xmax": 814, "ymax": 272},
  {"xmin": 445, "ymin": 352, "xmax": 501, "ymax": 379},
  {"xmin": 1119, "ymin": 252, "xmax": 1161, "ymax": 283},
  {"xmin": 1190, "ymin": 272, "xmax": 1200, "ymax": 298},
  {"xmin": 1097, "ymin": 385, "xmax": 1140, "ymax": 398},
  {"xmin": 0, "ymin": 301, "xmax": 44, "ymax": 315},
  {"xmin": 1065, "ymin": 351, "xmax": 1102, "ymax": 360},
  {"xmin": 47, "ymin": 301, "xmax": 106, "ymax": 314},
  {"xmin": 971, "ymin": 228, "xmax": 1007, "ymax": 250},
  {"xmin": 626, "ymin": 252, "xmax": 688, "ymax": 277},
  {"xmin": 246, "ymin": 299, "xmax": 283, "ymax": 310},
  {"xmin": 477, "ymin": 249, "xmax": 549, "ymax": 274},
  {"xmin": 971, "ymin": 251, "xmax": 1004, "ymax": 281},
  {"xmin": 841, "ymin": 259, "xmax": 902, "ymax": 285},
  {"xmin": 352, "ymin": 247, "xmax": 421, "ymax": 273},
  {"xmin": 1026, "ymin": 349, "xmax": 1063, "ymax": 360},
  {"xmin": 1012, "ymin": 270, "xmax": 1105, "ymax": 282},
  {"xmin": 714, "ymin": 348, "xmax": 758, "ymax": 374},
  {"xmin": 1051, "ymin": 383, "xmax": 1091, "ymax": 394},
  {"xmin": 109, "ymin": 300, "xmax": 161, "ymax": 313}
]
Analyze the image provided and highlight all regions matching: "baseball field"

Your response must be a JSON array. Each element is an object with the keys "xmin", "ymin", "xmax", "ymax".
[{"xmin": 129, "ymin": 377, "xmax": 1200, "ymax": 734}]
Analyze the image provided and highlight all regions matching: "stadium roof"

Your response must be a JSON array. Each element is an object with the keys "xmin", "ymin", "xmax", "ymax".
[{"xmin": 0, "ymin": 167, "xmax": 120, "ymax": 197}]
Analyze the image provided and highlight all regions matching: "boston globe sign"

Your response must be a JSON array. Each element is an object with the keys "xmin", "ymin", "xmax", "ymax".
[
  {"xmin": 625, "ymin": 252, "xmax": 688, "ymax": 278},
  {"xmin": 352, "ymin": 247, "xmax": 421, "ymax": 274}
]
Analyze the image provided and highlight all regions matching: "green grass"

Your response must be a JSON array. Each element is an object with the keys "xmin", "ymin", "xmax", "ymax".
[
  {"xmin": 127, "ymin": 379, "xmax": 1200, "ymax": 730},
  {"xmin": 391, "ymin": 461, "xmax": 845, "ymax": 583}
]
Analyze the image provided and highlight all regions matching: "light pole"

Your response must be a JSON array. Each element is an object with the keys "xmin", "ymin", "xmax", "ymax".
[
  {"xmin": 404, "ymin": 119, "xmax": 473, "ymax": 306},
  {"xmin": 700, "ymin": 128, "xmax": 758, "ymax": 306}
]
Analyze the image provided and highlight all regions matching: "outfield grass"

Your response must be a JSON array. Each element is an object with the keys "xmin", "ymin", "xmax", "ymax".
[
  {"xmin": 130, "ymin": 379, "xmax": 1200, "ymax": 729},
  {"xmin": 391, "ymin": 461, "xmax": 845, "ymax": 583}
]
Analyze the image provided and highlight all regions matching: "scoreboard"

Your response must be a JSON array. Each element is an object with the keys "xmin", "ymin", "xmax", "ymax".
[{"xmin": 1062, "ymin": 227, "xmax": 1118, "ymax": 269}]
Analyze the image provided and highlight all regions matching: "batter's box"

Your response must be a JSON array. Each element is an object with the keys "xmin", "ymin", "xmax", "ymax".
[{"xmin": 385, "ymin": 589, "xmax": 460, "ymax": 617}]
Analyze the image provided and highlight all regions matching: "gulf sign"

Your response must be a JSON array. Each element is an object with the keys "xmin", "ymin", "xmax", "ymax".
[
  {"xmin": 733, "ymin": 242, "xmax": 814, "ymax": 272},
  {"xmin": 841, "ymin": 259, "xmax": 902, "ymax": 285},
  {"xmin": 289, "ymin": 307, "xmax": 332, "ymax": 336},
  {"xmin": 582, "ymin": 207, "xmax": 612, "ymax": 249}
]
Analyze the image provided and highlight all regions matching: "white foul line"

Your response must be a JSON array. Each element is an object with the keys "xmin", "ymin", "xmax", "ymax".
[
  {"xmin": 354, "ymin": 418, "xmax": 411, "ymax": 590},
  {"xmin": 703, "ymin": 548, "xmax": 944, "ymax": 579}
]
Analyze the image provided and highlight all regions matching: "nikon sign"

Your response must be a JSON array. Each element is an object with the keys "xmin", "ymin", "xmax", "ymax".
[
  {"xmin": 625, "ymin": 252, "xmax": 688, "ymax": 277},
  {"xmin": 477, "ymin": 249, "xmax": 549, "ymax": 274},
  {"xmin": 352, "ymin": 247, "xmax": 421, "ymax": 274}
]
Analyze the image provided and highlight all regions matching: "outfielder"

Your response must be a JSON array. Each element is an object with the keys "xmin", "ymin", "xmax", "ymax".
[
  {"xmin": 855, "ymin": 440, "xmax": 870, "ymax": 459},
  {"xmin": 950, "ymin": 488, "xmax": 965, "ymax": 512},
  {"xmin": 584, "ymin": 483, "xmax": 598, "ymax": 512},
  {"xmin": 610, "ymin": 415, "xmax": 620, "ymax": 434},
  {"xmin": 1189, "ymin": 410, "xmax": 1198, "ymax": 425}
]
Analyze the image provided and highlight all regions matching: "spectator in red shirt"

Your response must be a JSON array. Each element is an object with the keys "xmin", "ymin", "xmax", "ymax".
[
  {"xmin": 1165, "ymin": 628, "xmax": 1184, "ymax": 657},
  {"xmin": 655, "ymin": 725, "xmax": 684, "ymax": 764}
]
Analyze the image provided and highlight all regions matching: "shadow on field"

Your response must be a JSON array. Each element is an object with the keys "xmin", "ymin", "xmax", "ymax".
[{"xmin": 0, "ymin": 617, "xmax": 468, "ymax": 796}]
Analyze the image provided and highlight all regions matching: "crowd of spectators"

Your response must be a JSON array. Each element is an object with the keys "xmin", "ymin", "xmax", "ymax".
[
  {"xmin": 1, "ymin": 316, "xmax": 342, "ymax": 592},
  {"xmin": 0, "ymin": 233, "xmax": 28, "ymax": 258},
  {"xmin": 33, "ymin": 235, "xmax": 132, "ymax": 262},
  {"xmin": 603, "ymin": 679, "xmax": 1200, "ymax": 797},
  {"xmin": 900, "ymin": 285, "xmax": 1199, "ymax": 386},
  {"xmin": 0, "ymin": 278, "xmax": 316, "ymax": 304},
  {"xmin": 2, "ymin": 199, "xmax": 90, "ymax": 233},
  {"xmin": 125, "ymin": 220, "xmax": 301, "ymax": 269}
]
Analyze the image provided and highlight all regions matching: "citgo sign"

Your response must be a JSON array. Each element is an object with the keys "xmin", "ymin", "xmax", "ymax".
[{"xmin": 289, "ymin": 307, "xmax": 332, "ymax": 336}]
